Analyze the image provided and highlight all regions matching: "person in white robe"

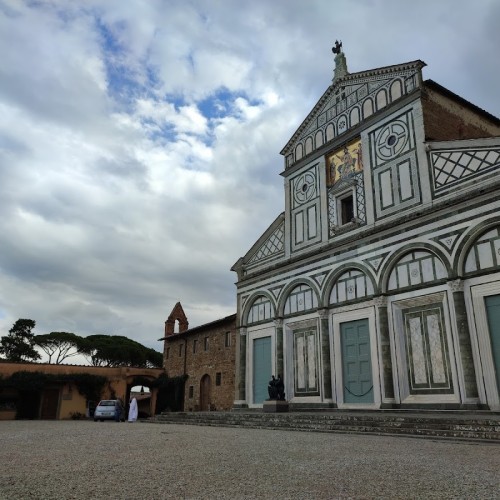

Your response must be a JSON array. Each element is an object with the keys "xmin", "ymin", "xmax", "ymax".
[{"xmin": 128, "ymin": 397, "xmax": 138, "ymax": 422}]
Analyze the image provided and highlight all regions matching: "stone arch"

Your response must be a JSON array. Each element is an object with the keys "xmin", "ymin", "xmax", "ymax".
[
  {"xmin": 380, "ymin": 244, "xmax": 451, "ymax": 294},
  {"xmin": 326, "ymin": 123, "xmax": 335, "ymax": 142},
  {"xmin": 390, "ymin": 79, "xmax": 403, "ymax": 101},
  {"xmin": 242, "ymin": 291, "xmax": 276, "ymax": 327},
  {"xmin": 278, "ymin": 279, "xmax": 320, "ymax": 317},
  {"xmin": 322, "ymin": 263, "xmax": 378, "ymax": 306},
  {"xmin": 295, "ymin": 143, "xmax": 304, "ymax": 161},
  {"xmin": 350, "ymin": 106, "xmax": 360, "ymax": 127},
  {"xmin": 376, "ymin": 89, "xmax": 388, "ymax": 110},
  {"xmin": 456, "ymin": 219, "xmax": 500, "ymax": 276},
  {"xmin": 363, "ymin": 98, "xmax": 374, "ymax": 119},
  {"xmin": 315, "ymin": 130, "xmax": 324, "ymax": 148},
  {"xmin": 305, "ymin": 137, "xmax": 313, "ymax": 156}
]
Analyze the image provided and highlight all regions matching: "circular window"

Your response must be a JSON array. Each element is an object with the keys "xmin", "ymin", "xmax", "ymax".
[{"xmin": 387, "ymin": 134, "xmax": 397, "ymax": 146}]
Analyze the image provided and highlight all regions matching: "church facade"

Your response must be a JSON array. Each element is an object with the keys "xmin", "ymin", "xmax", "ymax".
[{"xmin": 232, "ymin": 47, "xmax": 500, "ymax": 411}]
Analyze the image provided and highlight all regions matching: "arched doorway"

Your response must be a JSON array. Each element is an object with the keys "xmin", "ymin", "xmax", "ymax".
[{"xmin": 200, "ymin": 374, "xmax": 211, "ymax": 411}]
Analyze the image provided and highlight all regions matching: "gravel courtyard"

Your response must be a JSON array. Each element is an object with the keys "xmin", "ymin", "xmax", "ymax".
[{"xmin": 0, "ymin": 420, "xmax": 498, "ymax": 499}]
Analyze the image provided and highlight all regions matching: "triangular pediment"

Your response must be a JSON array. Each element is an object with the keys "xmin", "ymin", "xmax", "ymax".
[{"xmin": 281, "ymin": 60, "xmax": 426, "ymax": 165}]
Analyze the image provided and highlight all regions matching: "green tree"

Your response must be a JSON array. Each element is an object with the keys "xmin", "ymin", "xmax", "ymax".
[
  {"xmin": 34, "ymin": 331, "xmax": 86, "ymax": 364},
  {"xmin": 79, "ymin": 334, "xmax": 162, "ymax": 368},
  {"xmin": 0, "ymin": 319, "xmax": 41, "ymax": 362}
]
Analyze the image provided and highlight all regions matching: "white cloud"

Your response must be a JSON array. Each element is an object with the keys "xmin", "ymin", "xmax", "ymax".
[{"xmin": 0, "ymin": 0, "xmax": 499, "ymax": 357}]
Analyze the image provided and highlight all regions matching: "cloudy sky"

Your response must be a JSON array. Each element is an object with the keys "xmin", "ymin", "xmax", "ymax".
[{"xmin": 1, "ymin": 0, "xmax": 499, "ymax": 358}]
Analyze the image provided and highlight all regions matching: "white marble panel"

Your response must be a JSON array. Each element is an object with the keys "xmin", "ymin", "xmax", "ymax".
[
  {"xmin": 304, "ymin": 290, "xmax": 312, "ymax": 310},
  {"xmin": 409, "ymin": 317, "xmax": 427, "ymax": 385},
  {"xmin": 380, "ymin": 170, "xmax": 393, "ymax": 208},
  {"xmin": 427, "ymin": 314, "xmax": 446, "ymax": 384},
  {"xmin": 338, "ymin": 282, "xmax": 346, "ymax": 302},
  {"xmin": 409, "ymin": 261, "xmax": 421, "ymax": 285},
  {"xmin": 397, "ymin": 266, "xmax": 409, "ymax": 288},
  {"xmin": 296, "ymin": 336, "xmax": 305, "ymax": 390},
  {"xmin": 346, "ymin": 278, "xmax": 356, "ymax": 300},
  {"xmin": 398, "ymin": 160, "xmax": 413, "ymax": 200},
  {"xmin": 295, "ymin": 212, "xmax": 304, "ymax": 244},
  {"xmin": 307, "ymin": 205, "xmax": 317, "ymax": 239},
  {"xmin": 421, "ymin": 257, "xmax": 434, "ymax": 282},
  {"xmin": 465, "ymin": 250, "xmax": 477, "ymax": 273},
  {"xmin": 477, "ymin": 241, "xmax": 494, "ymax": 269},
  {"xmin": 307, "ymin": 334, "xmax": 317, "ymax": 389},
  {"xmin": 356, "ymin": 276, "xmax": 366, "ymax": 297}
]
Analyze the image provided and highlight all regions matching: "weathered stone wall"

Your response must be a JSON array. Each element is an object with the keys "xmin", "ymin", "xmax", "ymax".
[
  {"xmin": 163, "ymin": 316, "xmax": 236, "ymax": 411},
  {"xmin": 422, "ymin": 85, "xmax": 500, "ymax": 141}
]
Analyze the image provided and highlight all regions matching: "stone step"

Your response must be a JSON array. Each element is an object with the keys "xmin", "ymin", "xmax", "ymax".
[{"xmin": 146, "ymin": 411, "xmax": 500, "ymax": 441}]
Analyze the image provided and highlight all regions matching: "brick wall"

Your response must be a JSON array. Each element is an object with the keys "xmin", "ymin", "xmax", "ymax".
[
  {"xmin": 163, "ymin": 316, "xmax": 236, "ymax": 411},
  {"xmin": 422, "ymin": 85, "xmax": 500, "ymax": 141}
]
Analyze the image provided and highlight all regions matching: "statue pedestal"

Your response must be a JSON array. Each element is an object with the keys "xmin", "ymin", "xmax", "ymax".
[{"xmin": 263, "ymin": 400, "xmax": 289, "ymax": 413}]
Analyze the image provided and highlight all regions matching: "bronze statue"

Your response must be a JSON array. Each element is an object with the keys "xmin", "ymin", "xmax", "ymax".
[
  {"xmin": 268, "ymin": 374, "xmax": 285, "ymax": 401},
  {"xmin": 332, "ymin": 40, "xmax": 342, "ymax": 54}
]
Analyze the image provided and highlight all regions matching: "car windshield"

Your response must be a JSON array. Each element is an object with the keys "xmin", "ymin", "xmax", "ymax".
[{"xmin": 98, "ymin": 401, "xmax": 116, "ymax": 407}]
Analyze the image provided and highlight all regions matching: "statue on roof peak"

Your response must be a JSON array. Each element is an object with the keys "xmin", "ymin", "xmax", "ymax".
[
  {"xmin": 332, "ymin": 40, "xmax": 343, "ymax": 54},
  {"xmin": 332, "ymin": 40, "xmax": 348, "ymax": 82}
]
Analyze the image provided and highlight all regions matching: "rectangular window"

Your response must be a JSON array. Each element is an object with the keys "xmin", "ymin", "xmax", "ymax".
[
  {"xmin": 178, "ymin": 344, "xmax": 183, "ymax": 357},
  {"xmin": 340, "ymin": 194, "xmax": 354, "ymax": 224},
  {"xmin": 216, "ymin": 373, "xmax": 222, "ymax": 386},
  {"xmin": 204, "ymin": 337, "xmax": 209, "ymax": 351},
  {"xmin": 225, "ymin": 331, "xmax": 231, "ymax": 348},
  {"xmin": 193, "ymin": 339, "xmax": 198, "ymax": 354},
  {"xmin": 188, "ymin": 386, "xmax": 194, "ymax": 398},
  {"xmin": 166, "ymin": 347, "xmax": 170, "ymax": 359}
]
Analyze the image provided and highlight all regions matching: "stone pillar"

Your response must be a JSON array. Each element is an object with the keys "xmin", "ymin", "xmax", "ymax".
[
  {"xmin": 375, "ymin": 296, "xmax": 395, "ymax": 401},
  {"xmin": 448, "ymin": 279, "xmax": 478, "ymax": 399},
  {"xmin": 274, "ymin": 318, "xmax": 284, "ymax": 379},
  {"xmin": 234, "ymin": 327, "xmax": 247, "ymax": 408},
  {"xmin": 318, "ymin": 308, "xmax": 333, "ymax": 401}
]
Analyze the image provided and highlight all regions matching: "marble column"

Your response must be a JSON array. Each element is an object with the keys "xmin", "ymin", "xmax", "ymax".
[
  {"xmin": 448, "ymin": 279, "xmax": 478, "ymax": 399},
  {"xmin": 375, "ymin": 296, "xmax": 394, "ymax": 400},
  {"xmin": 318, "ymin": 308, "xmax": 333, "ymax": 401},
  {"xmin": 234, "ymin": 327, "xmax": 247, "ymax": 407},
  {"xmin": 274, "ymin": 318, "xmax": 284, "ymax": 379}
]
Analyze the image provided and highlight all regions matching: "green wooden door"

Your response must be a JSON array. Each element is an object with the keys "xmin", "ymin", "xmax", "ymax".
[
  {"xmin": 253, "ymin": 337, "xmax": 271, "ymax": 404},
  {"xmin": 485, "ymin": 294, "xmax": 500, "ymax": 395},
  {"xmin": 341, "ymin": 319, "xmax": 374, "ymax": 404}
]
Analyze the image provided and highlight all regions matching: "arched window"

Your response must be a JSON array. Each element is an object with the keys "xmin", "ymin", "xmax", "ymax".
[
  {"xmin": 295, "ymin": 143, "xmax": 303, "ymax": 161},
  {"xmin": 305, "ymin": 137, "xmax": 313, "ymax": 156},
  {"xmin": 376, "ymin": 89, "xmax": 387, "ymax": 110},
  {"xmin": 390, "ymin": 79, "xmax": 403, "ymax": 101},
  {"xmin": 315, "ymin": 130, "xmax": 324, "ymax": 148},
  {"xmin": 247, "ymin": 296, "xmax": 274, "ymax": 325},
  {"xmin": 326, "ymin": 124, "xmax": 335, "ymax": 142},
  {"xmin": 284, "ymin": 284, "xmax": 318, "ymax": 315},
  {"xmin": 330, "ymin": 269, "xmax": 374, "ymax": 304},
  {"xmin": 464, "ymin": 226, "xmax": 500, "ymax": 274},
  {"xmin": 363, "ymin": 98, "xmax": 374, "ymax": 119},
  {"xmin": 387, "ymin": 251, "xmax": 447, "ymax": 291},
  {"xmin": 350, "ymin": 107, "xmax": 360, "ymax": 127}
]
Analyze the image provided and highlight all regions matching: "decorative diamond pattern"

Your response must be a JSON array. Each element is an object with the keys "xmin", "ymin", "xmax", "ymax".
[
  {"xmin": 431, "ymin": 148, "xmax": 500, "ymax": 193},
  {"xmin": 248, "ymin": 223, "xmax": 284, "ymax": 264}
]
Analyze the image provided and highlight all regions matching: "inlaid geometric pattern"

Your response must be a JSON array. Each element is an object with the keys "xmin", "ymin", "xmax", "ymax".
[
  {"xmin": 284, "ymin": 284, "xmax": 318, "ymax": 315},
  {"xmin": 247, "ymin": 296, "xmax": 274, "ymax": 325},
  {"xmin": 365, "ymin": 253, "xmax": 389, "ymax": 273},
  {"xmin": 311, "ymin": 272, "xmax": 327, "ymax": 289},
  {"xmin": 432, "ymin": 231, "xmax": 463, "ymax": 253},
  {"xmin": 431, "ymin": 148, "xmax": 500, "ymax": 194},
  {"xmin": 464, "ymin": 226, "xmax": 500, "ymax": 274},
  {"xmin": 248, "ymin": 222, "xmax": 284, "ymax": 264},
  {"xmin": 330, "ymin": 269, "xmax": 374, "ymax": 304},
  {"xmin": 387, "ymin": 251, "xmax": 447, "ymax": 291}
]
